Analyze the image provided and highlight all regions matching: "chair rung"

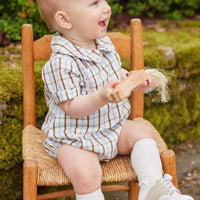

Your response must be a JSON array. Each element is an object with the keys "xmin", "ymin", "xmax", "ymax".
[
  {"xmin": 37, "ymin": 185, "xmax": 130, "ymax": 200},
  {"xmin": 102, "ymin": 184, "xmax": 130, "ymax": 192},
  {"xmin": 38, "ymin": 189, "xmax": 74, "ymax": 200}
]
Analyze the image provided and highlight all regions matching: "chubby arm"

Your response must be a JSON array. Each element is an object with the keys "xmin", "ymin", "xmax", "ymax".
[
  {"xmin": 60, "ymin": 68, "xmax": 129, "ymax": 118},
  {"xmin": 59, "ymin": 79, "xmax": 120, "ymax": 118}
]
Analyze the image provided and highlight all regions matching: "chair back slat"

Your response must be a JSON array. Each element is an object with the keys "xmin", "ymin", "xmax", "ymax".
[
  {"xmin": 33, "ymin": 33, "xmax": 130, "ymax": 61},
  {"xmin": 33, "ymin": 35, "xmax": 53, "ymax": 61},
  {"xmin": 107, "ymin": 32, "xmax": 131, "ymax": 57},
  {"xmin": 129, "ymin": 19, "xmax": 144, "ymax": 119}
]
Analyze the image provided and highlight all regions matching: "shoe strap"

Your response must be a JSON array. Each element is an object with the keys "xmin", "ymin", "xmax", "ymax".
[
  {"xmin": 162, "ymin": 174, "xmax": 180, "ymax": 195},
  {"xmin": 144, "ymin": 174, "xmax": 179, "ymax": 200}
]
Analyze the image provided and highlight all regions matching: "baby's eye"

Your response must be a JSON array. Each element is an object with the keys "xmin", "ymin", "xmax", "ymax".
[{"xmin": 92, "ymin": 1, "xmax": 99, "ymax": 5}]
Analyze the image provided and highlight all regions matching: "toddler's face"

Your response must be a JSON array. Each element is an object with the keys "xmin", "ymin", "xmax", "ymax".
[{"xmin": 64, "ymin": 0, "xmax": 111, "ymax": 40}]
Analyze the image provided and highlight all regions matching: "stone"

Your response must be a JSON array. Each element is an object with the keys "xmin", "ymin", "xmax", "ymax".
[
  {"xmin": 0, "ymin": 101, "xmax": 7, "ymax": 125},
  {"xmin": 157, "ymin": 45, "xmax": 176, "ymax": 68}
]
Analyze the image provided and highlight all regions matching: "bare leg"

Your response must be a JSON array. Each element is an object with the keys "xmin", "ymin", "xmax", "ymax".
[
  {"xmin": 57, "ymin": 144, "xmax": 102, "ymax": 195},
  {"xmin": 118, "ymin": 120, "xmax": 164, "ymax": 200},
  {"xmin": 117, "ymin": 119, "xmax": 155, "ymax": 154}
]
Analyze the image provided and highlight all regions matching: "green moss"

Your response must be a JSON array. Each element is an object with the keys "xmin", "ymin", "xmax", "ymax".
[
  {"xmin": 121, "ymin": 57, "xmax": 131, "ymax": 71},
  {"xmin": 121, "ymin": 24, "xmax": 200, "ymax": 147},
  {"xmin": 177, "ymin": 20, "xmax": 200, "ymax": 28},
  {"xmin": 0, "ymin": 163, "xmax": 23, "ymax": 200},
  {"xmin": 144, "ymin": 47, "xmax": 167, "ymax": 69},
  {"xmin": 143, "ymin": 73, "xmax": 200, "ymax": 146},
  {"xmin": 0, "ymin": 60, "xmax": 47, "ymax": 170},
  {"xmin": 0, "ymin": 119, "xmax": 22, "ymax": 170}
]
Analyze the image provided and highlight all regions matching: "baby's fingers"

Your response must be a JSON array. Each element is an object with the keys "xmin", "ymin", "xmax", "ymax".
[
  {"xmin": 108, "ymin": 79, "xmax": 120, "ymax": 88},
  {"xmin": 147, "ymin": 75, "xmax": 158, "ymax": 88},
  {"xmin": 106, "ymin": 79, "xmax": 122, "ymax": 102}
]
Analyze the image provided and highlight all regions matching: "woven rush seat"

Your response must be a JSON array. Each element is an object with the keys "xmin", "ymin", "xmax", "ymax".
[{"xmin": 22, "ymin": 117, "xmax": 167, "ymax": 187}]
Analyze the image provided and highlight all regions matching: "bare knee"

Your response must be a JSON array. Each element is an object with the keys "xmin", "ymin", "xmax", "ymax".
[
  {"xmin": 136, "ymin": 123, "xmax": 156, "ymax": 141},
  {"xmin": 72, "ymin": 163, "xmax": 102, "ymax": 194},
  {"xmin": 118, "ymin": 120, "xmax": 156, "ymax": 154},
  {"xmin": 57, "ymin": 145, "xmax": 102, "ymax": 194}
]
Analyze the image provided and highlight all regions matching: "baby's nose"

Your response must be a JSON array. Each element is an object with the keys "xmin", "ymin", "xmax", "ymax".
[{"xmin": 103, "ymin": 2, "xmax": 111, "ymax": 14}]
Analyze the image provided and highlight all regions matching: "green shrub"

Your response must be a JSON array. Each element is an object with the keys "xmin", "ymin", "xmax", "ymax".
[
  {"xmin": 1, "ymin": 0, "xmax": 200, "ymax": 42},
  {"xmin": 0, "ymin": 0, "xmax": 49, "ymax": 41},
  {"xmin": 108, "ymin": 0, "xmax": 123, "ymax": 27},
  {"xmin": 127, "ymin": 0, "xmax": 200, "ymax": 19}
]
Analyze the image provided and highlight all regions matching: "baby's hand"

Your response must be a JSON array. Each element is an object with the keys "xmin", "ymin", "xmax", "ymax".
[
  {"xmin": 107, "ymin": 70, "xmax": 149, "ymax": 102},
  {"xmin": 99, "ymin": 79, "xmax": 121, "ymax": 103},
  {"xmin": 132, "ymin": 74, "xmax": 158, "ymax": 92},
  {"xmin": 146, "ymin": 74, "xmax": 158, "ymax": 89}
]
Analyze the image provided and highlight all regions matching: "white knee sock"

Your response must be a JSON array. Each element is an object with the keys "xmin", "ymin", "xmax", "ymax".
[
  {"xmin": 75, "ymin": 188, "xmax": 105, "ymax": 200},
  {"xmin": 131, "ymin": 138, "xmax": 163, "ymax": 200}
]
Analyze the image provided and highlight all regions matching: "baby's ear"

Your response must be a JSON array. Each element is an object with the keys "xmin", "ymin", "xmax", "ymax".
[{"xmin": 55, "ymin": 11, "xmax": 72, "ymax": 29}]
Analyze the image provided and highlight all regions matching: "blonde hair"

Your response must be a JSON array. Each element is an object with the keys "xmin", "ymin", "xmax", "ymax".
[{"xmin": 37, "ymin": 0, "xmax": 62, "ymax": 31}]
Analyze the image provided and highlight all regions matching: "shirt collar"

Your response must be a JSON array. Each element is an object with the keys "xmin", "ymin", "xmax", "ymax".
[{"xmin": 51, "ymin": 32, "xmax": 115, "ymax": 62}]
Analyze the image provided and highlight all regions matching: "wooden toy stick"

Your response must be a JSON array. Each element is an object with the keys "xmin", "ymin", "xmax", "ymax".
[{"xmin": 107, "ymin": 70, "xmax": 148, "ymax": 102}]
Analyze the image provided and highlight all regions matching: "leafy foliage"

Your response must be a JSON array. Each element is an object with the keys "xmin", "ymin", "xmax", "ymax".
[
  {"xmin": 0, "ymin": 0, "xmax": 200, "ymax": 41},
  {"xmin": 0, "ymin": 0, "xmax": 49, "ymax": 41},
  {"xmin": 108, "ymin": 0, "xmax": 123, "ymax": 27},
  {"xmin": 127, "ymin": 0, "xmax": 200, "ymax": 19}
]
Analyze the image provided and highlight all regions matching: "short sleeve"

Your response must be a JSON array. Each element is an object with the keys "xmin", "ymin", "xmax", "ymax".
[{"xmin": 42, "ymin": 56, "xmax": 81, "ymax": 104}]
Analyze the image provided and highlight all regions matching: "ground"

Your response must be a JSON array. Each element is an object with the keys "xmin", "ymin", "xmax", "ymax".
[{"xmin": 176, "ymin": 143, "xmax": 200, "ymax": 200}]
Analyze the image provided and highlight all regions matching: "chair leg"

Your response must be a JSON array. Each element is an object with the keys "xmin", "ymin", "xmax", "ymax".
[
  {"xmin": 128, "ymin": 180, "xmax": 139, "ymax": 200},
  {"xmin": 160, "ymin": 149, "xmax": 178, "ymax": 188},
  {"xmin": 23, "ymin": 160, "xmax": 38, "ymax": 200}
]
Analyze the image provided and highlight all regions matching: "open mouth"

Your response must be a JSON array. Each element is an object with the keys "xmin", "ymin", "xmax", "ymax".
[
  {"xmin": 98, "ymin": 18, "xmax": 109, "ymax": 29},
  {"xmin": 99, "ymin": 20, "xmax": 106, "ymax": 27}
]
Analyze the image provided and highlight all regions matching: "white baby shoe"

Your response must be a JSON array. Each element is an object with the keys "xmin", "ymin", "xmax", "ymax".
[{"xmin": 144, "ymin": 174, "xmax": 194, "ymax": 200}]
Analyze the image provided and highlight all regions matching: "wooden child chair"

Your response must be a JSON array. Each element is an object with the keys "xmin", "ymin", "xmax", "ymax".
[{"xmin": 22, "ymin": 18, "xmax": 178, "ymax": 200}]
